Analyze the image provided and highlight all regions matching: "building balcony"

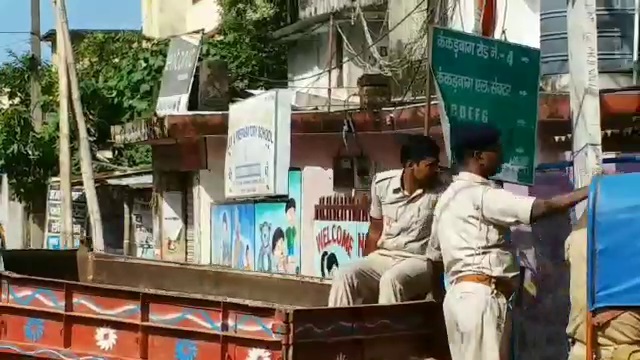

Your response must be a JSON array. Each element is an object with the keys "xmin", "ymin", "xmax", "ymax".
[{"xmin": 296, "ymin": 0, "xmax": 384, "ymax": 20}]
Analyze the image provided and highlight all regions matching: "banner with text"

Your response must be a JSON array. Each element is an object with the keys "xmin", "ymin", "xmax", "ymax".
[
  {"xmin": 155, "ymin": 31, "xmax": 203, "ymax": 116},
  {"xmin": 225, "ymin": 89, "xmax": 293, "ymax": 198}
]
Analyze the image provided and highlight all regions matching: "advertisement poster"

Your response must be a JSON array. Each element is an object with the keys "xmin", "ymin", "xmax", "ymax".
[
  {"xmin": 211, "ymin": 203, "xmax": 256, "ymax": 269},
  {"xmin": 254, "ymin": 170, "xmax": 302, "ymax": 275},
  {"xmin": 155, "ymin": 31, "xmax": 203, "ymax": 115},
  {"xmin": 162, "ymin": 191, "xmax": 184, "ymax": 261},
  {"xmin": 133, "ymin": 200, "xmax": 154, "ymax": 259},
  {"xmin": 313, "ymin": 221, "xmax": 368, "ymax": 279},
  {"xmin": 224, "ymin": 89, "xmax": 294, "ymax": 199},
  {"xmin": 44, "ymin": 183, "xmax": 86, "ymax": 249}
]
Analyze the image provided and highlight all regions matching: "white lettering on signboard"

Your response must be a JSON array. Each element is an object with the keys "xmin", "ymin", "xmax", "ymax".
[{"xmin": 224, "ymin": 89, "xmax": 293, "ymax": 198}]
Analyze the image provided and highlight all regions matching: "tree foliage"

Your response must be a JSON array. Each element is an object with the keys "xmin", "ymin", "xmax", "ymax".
[
  {"xmin": 0, "ymin": 53, "xmax": 59, "ymax": 210},
  {"xmin": 202, "ymin": 0, "xmax": 289, "ymax": 89},
  {"xmin": 0, "ymin": 1, "xmax": 289, "ymax": 209},
  {"xmin": 0, "ymin": 33, "xmax": 166, "ymax": 208}
]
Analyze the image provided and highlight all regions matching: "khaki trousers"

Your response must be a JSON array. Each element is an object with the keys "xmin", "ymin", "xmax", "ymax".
[
  {"xmin": 569, "ymin": 342, "xmax": 640, "ymax": 360},
  {"xmin": 443, "ymin": 281, "xmax": 511, "ymax": 360},
  {"xmin": 327, "ymin": 251, "xmax": 432, "ymax": 306},
  {"xmin": 568, "ymin": 342, "xmax": 613, "ymax": 360}
]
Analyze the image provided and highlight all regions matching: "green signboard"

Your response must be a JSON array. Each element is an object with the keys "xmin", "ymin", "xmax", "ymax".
[{"xmin": 431, "ymin": 26, "xmax": 541, "ymax": 185}]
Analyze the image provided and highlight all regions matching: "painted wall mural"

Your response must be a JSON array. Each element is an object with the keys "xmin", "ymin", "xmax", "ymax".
[
  {"xmin": 254, "ymin": 170, "xmax": 302, "ymax": 275},
  {"xmin": 210, "ymin": 169, "xmax": 302, "ymax": 275},
  {"xmin": 211, "ymin": 203, "xmax": 256, "ymax": 270},
  {"xmin": 314, "ymin": 221, "xmax": 367, "ymax": 279}
]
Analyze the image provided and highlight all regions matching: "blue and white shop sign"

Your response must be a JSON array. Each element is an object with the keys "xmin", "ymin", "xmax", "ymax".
[{"xmin": 224, "ymin": 89, "xmax": 294, "ymax": 199}]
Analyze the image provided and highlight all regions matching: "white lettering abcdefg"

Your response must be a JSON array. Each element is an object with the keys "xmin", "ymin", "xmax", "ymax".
[{"xmin": 224, "ymin": 89, "xmax": 294, "ymax": 199}]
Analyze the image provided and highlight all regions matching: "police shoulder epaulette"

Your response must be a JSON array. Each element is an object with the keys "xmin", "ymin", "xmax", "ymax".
[{"xmin": 373, "ymin": 169, "xmax": 402, "ymax": 184}]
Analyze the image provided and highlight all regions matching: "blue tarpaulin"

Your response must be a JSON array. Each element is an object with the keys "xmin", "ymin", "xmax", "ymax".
[{"xmin": 588, "ymin": 173, "xmax": 640, "ymax": 311}]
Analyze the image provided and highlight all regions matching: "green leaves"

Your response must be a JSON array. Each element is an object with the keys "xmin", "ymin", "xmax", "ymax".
[
  {"xmin": 0, "ymin": 33, "xmax": 165, "ymax": 208},
  {"xmin": 0, "ymin": 1, "xmax": 289, "ymax": 208},
  {"xmin": 0, "ymin": 106, "xmax": 57, "ymax": 209},
  {"xmin": 202, "ymin": 0, "xmax": 288, "ymax": 90}
]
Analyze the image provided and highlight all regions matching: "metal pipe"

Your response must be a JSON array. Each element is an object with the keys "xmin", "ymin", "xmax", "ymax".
[
  {"xmin": 535, "ymin": 155, "xmax": 640, "ymax": 172},
  {"xmin": 634, "ymin": 0, "xmax": 639, "ymax": 84},
  {"xmin": 327, "ymin": 13, "xmax": 334, "ymax": 112}
]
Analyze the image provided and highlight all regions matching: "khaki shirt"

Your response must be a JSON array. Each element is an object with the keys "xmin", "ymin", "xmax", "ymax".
[
  {"xmin": 428, "ymin": 172, "xmax": 535, "ymax": 281},
  {"xmin": 370, "ymin": 169, "xmax": 447, "ymax": 258},
  {"xmin": 565, "ymin": 223, "xmax": 640, "ymax": 346}
]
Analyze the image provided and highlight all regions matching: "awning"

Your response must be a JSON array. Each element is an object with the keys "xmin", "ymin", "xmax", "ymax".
[
  {"xmin": 109, "ymin": 90, "xmax": 640, "ymax": 148},
  {"xmin": 105, "ymin": 175, "xmax": 153, "ymax": 188}
]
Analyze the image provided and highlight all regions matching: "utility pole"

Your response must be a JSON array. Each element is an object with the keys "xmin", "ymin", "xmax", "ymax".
[
  {"xmin": 30, "ymin": 0, "xmax": 42, "ymax": 131},
  {"xmin": 28, "ymin": 0, "xmax": 45, "ymax": 249},
  {"xmin": 567, "ymin": 1, "xmax": 602, "ymax": 357},
  {"xmin": 55, "ymin": 0, "xmax": 105, "ymax": 251},
  {"xmin": 54, "ymin": 0, "xmax": 73, "ymax": 249},
  {"xmin": 423, "ymin": 0, "xmax": 440, "ymax": 136},
  {"xmin": 567, "ymin": 0, "xmax": 602, "ymax": 220}
]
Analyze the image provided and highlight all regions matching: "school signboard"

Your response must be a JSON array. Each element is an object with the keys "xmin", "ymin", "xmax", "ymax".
[
  {"xmin": 431, "ymin": 26, "xmax": 541, "ymax": 185},
  {"xmin": 224, "ymin": 89, "xmax": 294, "ymax": 199}
]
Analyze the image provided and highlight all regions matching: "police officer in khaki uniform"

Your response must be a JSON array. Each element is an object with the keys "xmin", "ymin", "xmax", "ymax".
[
  {"xmin": 428, "ymin": 123, "xmax": 589, "ymax": 360},
  {"xmin": 328, "ymin": 135, "xmax": 447, "ymax": 306},
  {"xmin": 566, "ymin": 211, "xmax": 640, "ymax": 360}
]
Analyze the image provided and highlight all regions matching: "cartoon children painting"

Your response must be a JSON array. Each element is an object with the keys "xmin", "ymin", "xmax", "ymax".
[
  {"xmin": 320, "ymin": 251, "xmax": 340, "ymax": 279},
  {"xmin": 271, "ymin": 227, "xmax": 287, "ymax": 273},
  {"xmin": 244, "ymin": 244, "xmax": 252, "ymax": 270},
  {"xmin": 284, "ymin": 198, "xmax": 297, "ymax": 257},
  {"xmin": 221, "ymin": 212, "xmax": 232, "ymax": 266},
  {"xmin": 257, "ymin": 221, "xmax": 272, "ymax": 272}
]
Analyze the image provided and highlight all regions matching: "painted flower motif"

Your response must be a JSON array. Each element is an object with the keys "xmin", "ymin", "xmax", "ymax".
[
  {"xmin": 95, "ymin": 327, "xmax": 118, "ymax": 351},
  {"xmin": 246, "ymin": 348, "xmax": 271, "ymax": 360},
  {"xmin": 24, "ymin": 318, "xmax": 44, "ymax": 343},
  {"xmin": 175, "ymin": 339, "xmax": 198, "ymax": 360}
]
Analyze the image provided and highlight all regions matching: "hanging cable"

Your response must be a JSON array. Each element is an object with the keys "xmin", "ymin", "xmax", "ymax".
[{"xmin": 253, "ymin": 0, "xmax": 432, "ymax": 85}]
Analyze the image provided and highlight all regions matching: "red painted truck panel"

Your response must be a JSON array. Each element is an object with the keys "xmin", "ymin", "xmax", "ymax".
[{"xmin": 0, "ymin": 271, "xmax": 449, "ymax": 360}]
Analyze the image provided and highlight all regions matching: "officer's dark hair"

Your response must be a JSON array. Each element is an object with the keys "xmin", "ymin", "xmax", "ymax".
[
  {"xmin": 400, "ymin": 135, "xmax": 440, "ymax": 167},
  {"xmin": 454, "ymin": 123, "xmax": 501, "ymax": 162}
]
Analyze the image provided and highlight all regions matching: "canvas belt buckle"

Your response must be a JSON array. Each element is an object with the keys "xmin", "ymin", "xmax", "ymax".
[
  {"xmin": 456, "ymin": 274, "xmax": 515, "ymax": 299},
  {"xmin": 593, "ymin": 309, "xmax": 627, "ymax": 327}
]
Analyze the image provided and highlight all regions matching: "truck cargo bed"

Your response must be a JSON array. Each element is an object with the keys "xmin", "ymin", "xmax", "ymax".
[{"xmin": 0, "ymin": 249, "xmax": 450, "ymax": 359}]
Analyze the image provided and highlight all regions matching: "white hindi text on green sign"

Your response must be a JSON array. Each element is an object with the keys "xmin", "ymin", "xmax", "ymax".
[{"xmin": 431, "ymin": 26, "xmax": 541, "ymax": 185}]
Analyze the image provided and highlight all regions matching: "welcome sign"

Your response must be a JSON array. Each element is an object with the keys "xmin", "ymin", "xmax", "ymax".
[{"xmin": 313, "ymin": 221, "xmax": 368, "ymax": 279}]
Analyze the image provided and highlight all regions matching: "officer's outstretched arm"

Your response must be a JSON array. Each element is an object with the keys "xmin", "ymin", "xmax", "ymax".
[{"xmin": 530, "ymin": 186, "xmax": 588, "ymax": 222}]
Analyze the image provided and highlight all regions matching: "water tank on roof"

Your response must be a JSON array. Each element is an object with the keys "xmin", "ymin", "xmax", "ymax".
[{"xmin": 540, "ymin": 0, "xmax": 636, "ymax": 76}]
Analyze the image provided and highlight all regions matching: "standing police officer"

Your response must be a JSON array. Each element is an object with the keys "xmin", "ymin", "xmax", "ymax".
[{"xmin": 428, "ymin": 123, "xmax": 589, "ymax": 360}]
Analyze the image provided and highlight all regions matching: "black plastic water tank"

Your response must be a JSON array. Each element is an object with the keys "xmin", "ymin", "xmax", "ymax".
[{"xmin": 540, "ymin": 0, "xmax": 635, "ymax": 76}]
